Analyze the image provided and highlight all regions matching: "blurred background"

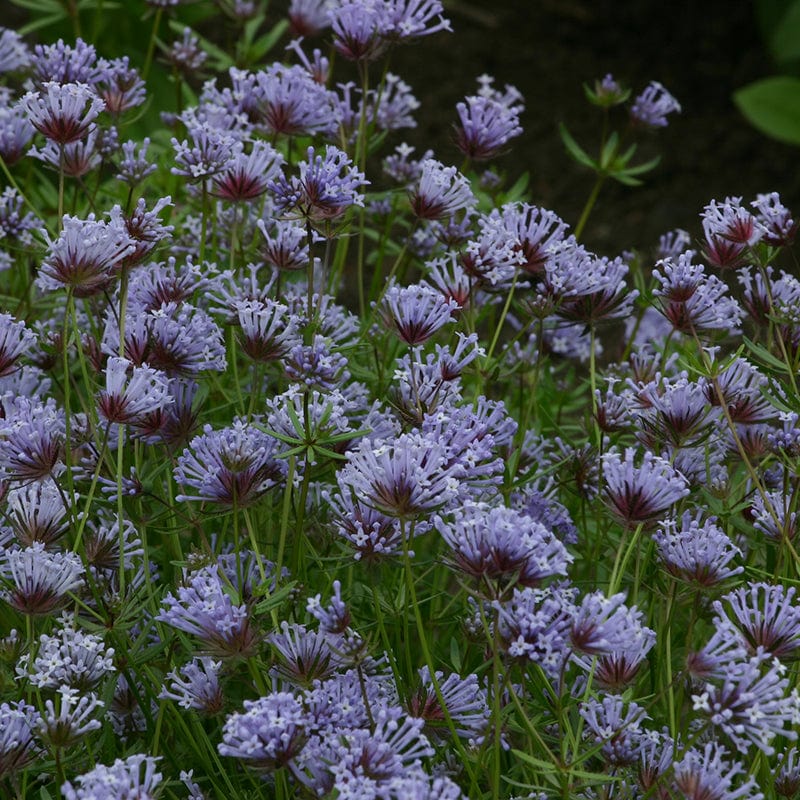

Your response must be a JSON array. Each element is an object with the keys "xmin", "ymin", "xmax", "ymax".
[{"xmin": 8, "ymin": 0, "xmax": 800, "ymax": 257}]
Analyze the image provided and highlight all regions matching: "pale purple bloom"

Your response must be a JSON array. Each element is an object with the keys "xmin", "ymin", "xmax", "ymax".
[
  {"xmin": 323, "ymin": 491, "xmax": 405, "ymax": 561},
  {"xmin": 97, "ymin": 356, "xmax": 172, "ymax": 425},
  {"xmin": 31, "ymin": 37, "xmax": 98, "ymax": 86},
  {"xmin": 0, "ymin": 312, "xmax": 36, "ymax": 377},
  {"xmin": 687, "ymin": 617, "xmax": 749, "ymax": 680},
  {"xmin": 38, "ymin": 213, "xmax": 135, "ymax": 297},
  {"xmin": 752, "ymin": 489, "xmax": 798, "ymax": 543},
  {"xmin": 702, "ymin": 196, "xmax": 764, "ymax": 268},
  {"xmin": 601, "ymin": 447, "xmax": 689, "ymax": 526},
  {"xmin": 408, "ymin": 666, "xmax": 490, "ymax": 745},
  {"xmin": 692, "ymin": 653, "xmax": 799, "ymax": 755},
  {"xmin": 368, "ymin": 72, "xmax": 419, "ymax": 131},
  {"xmin": 171, "ymin": 123, "xmax": 236, "ymax": 180},
  {"xmin": 249, "ymin": 62, "xmax": 339, "ymax": 137},
  {"xmin": 29, "ymin": 128, "xmax": 101, "ymax": 176},
  {"xmin": 424, "ymin": 252, "xmax": 472, "ymax": 308},
  {"xmin": 630, "ymin": 80, "xmax": 681, "ymax": 128},
  {"xmin": 495, "ymin": 202, "xmax": 568, "ymax": 275},
  {"xmin": 160, "ymin": 657, "xmax": 223, "ymax": 714},
  {"xmin": 168, "ymin": 28, "xmax": 207, "ymax": 75},
  {"xmin": 673, "ymin": 743, "xmax": 762, "ymax": 800},
  {"xmin": 219, "ymin": 692, "xmax": 308, "ymax": 769},
  {"xmin": 257, "ymin": 218, "xmax": 309, "ymax": 271},
  {"xmin": 704, "ymin": 356, "xmax": 772, "ymax": 425},
  {"xmin": 38, "ymin": 687, "xmax": 103, "ymax": 748},
  {"xmin": 1, "ymin": 542, "xmax": 84, "ymax": 615},
  {"xmin": 739, "ymin": 265, "xmax": 800, "ymax": 326},
  {"xmin": 715, "ymin": 583, "xmax": 800, "ymax": 661},
  {"xmin": 436, "ymin": 501, "xmax": 571, "ymax": 593},
  {"xmin": 410, "ymin": 159, "xmax": 476, "ymax": 220},
  {"xmin": 21, "ymin": 81, "xmax": 104, "ymax": 144},
  {"xmin": 653, "ymin": 251, "xmax": 744, "ymax": 335},
  {"xmin": 385, "ymin": 0, "xmax": 451, "ymax": 40},
  {"xmin": 268, "ymin": 621, "xmax": 345, "ymax": 685},
  {"xmin": 579, "ymin": 694, "xmax": 649, "ymax": 766},
  {"xmin": 334, "ymin": 432, "xmax": 462, "ymax": 519},
  {"xmin": 306, "ymin": 581, "xmax": 350, "ymax": 636},
  {"xmin": 455, "ymin": 89, "xmax": 523, "ymax": 161},
  {"xmin": 175, "ymin": 418, "xmax": 285, "ymax": 506},
  {"xmin": 289, "ymin": 0, "xmax": 335, "ymax": 36},
  {"xmin": 235, "ymin": 298, "xmax": 300, "ymax": 362},
  {"xmin": 461, "ymin": 211, "xmax": 526, "ymax": 289},
  {"xmin": 0, "ymin": 701, "xmax": 40, "ymax": 779},
  {"xmin": 494, "ymin": 585, "xmax": 576, "ymax": 677},
  {"xmin": 591, "ymin": 73, "xmax": 627, "ymax": 106},
  {"xmin": 330, "ymin": 0, "xmax": 391, "ymax": 61},
  {"xmin": 593, "ymin": 621, "xmax": 656, "ymax": 691},
  {"xmin": 556, "ymin": 253, "xmax": 638, "ymax": 324},
  {"xmin": 0, "ymin": 395, "xmax": 66, "ymax": 482},
  {"xmin": 4, "ymin": 480, "xmax": 71, "ymax": 548},
  {"xmin": 379, "ymin": 281, "xmax": 459, "ymax": 345},
  {"xmin": 752, "ymin": 191, "xmax": 796, "ymax": 246},
  {"xmin": 657, "ymin": 227, "xmax": 692, "ymax": 259},
  {"xmin": 108, "ymin": 302, "xmax": 227, "ymax": 375},
  {"xmin": 285, "ymin": 335, "xmax": 348, "ymax": 388},
  {"xmin": 113, "ymin": 196, "xmax": 174, "ymax": 267},
  {"xmin": 298, "ymin": 707, "xmax": 432, "ymax": 795},
  {"xmin": 62, "ymin": 755, "xmax": 162, "ymax": 800},
  {"xmin": 383, "ymin": 142, "xmax": 433, "ymax": 185},
  {"xmin": 157, "ymin": 565, "xmax": 258, "ymax": 658},
  {"xmin": 270, "ymin": 144, "xmax": 367, "ymax": 223},
  {"xmin": 570, "ymin": 591, "xmax": 646, "ymax": 657},
  {"xmin": 0, "ymin": 28, "xmax": 30, "ymax": 73},
  {"xmin": 212, "ymin": 139, "xmax": 284, "ymax": 202},
  {"xmin": 16, "ymin": 613, "xmax": 115, "ymax": 690},
  {"xmin": 0, "ymin": 103, "xmax": 34, "ymax": 165},
  {"xmin": 655, "ymin": 512, "xmax": 743, "ymax": 587},
  {"xmin": 95, "ymin": 56, "xmax": 145, "ymax": 115},
  {"xmin": 116, "ymin": 137, "xmax": 157, "ymax": 185}
]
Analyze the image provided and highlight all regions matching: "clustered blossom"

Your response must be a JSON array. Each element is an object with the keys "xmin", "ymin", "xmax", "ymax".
[
  {"xmin": 0, "ymin": 10, "xmax": 797, "ymax": 800},
  {"xmin": 269, "ymin": 144, "xmax": 367, "ymax": 223}
]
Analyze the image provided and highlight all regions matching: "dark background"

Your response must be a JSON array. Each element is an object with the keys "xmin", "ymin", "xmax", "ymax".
[
  {"xmin": 387, "ymin": 0, "xmax": 800, "ymax": 257},
  {"xmin": 9, "ymin": 0, "xmax": 799, "ymax": 259}
]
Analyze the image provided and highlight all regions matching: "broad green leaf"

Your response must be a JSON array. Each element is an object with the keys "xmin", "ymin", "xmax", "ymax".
[
  {"xmin": 771, "ymin": 0, "xmax": 800, "ymax": 61},
  {"xmin": 558, "ymin": 123, "xmax": 598, "ymax": 170},
  {"xmin": 734, "ymin": 76, "xmax": 800, "ymax": 146}
]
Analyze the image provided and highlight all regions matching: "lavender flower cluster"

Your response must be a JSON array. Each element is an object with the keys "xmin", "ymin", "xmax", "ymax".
[{"xmin": 0, "ymin": 3, "xmax": 798, "ymax": 799}]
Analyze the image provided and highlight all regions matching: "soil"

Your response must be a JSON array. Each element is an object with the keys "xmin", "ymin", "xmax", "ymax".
[{"xmin": 388, "ymin": 0, "xmax": 800, "ymax": 258}]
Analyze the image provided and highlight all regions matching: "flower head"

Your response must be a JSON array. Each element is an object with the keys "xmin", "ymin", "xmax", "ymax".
[
  {"xmin": 630, "ymin": 80, "xmax": 680, "ymax": 129},
  {"xmin": 21, "ymin": 81, "xmax": 104, "ymax": 144},
  {"xmin": 269, "ymin": 144, "xmax": 367, "ymax": 223}
]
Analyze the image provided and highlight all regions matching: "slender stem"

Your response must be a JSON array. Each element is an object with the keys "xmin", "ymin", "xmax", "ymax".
[
  {"xmin": 199, "ymin": 181, "xmax": 208, "ymax": 267},
  {"xmin": 574, "ymin": 174, "xmax": 605, "ymax": 240},
  {"xmin": 485, "ymin": 270, "xmax": 519, "ymax": 362},
  {"xmin": 58, "ymin": 145, "xmax": 65, "ymax": 231},
  {"xmin": 608, "ymin": 522, "xmax": 644, "ymax": 596},
  {"xmin": 142, "ymin": 7, "xmax": 164, "ymax": 82},
  {"xmin": 400, "ymin": 520, "xmax": 478, "ymax": 785},
  {"xmin": 275, "ymin": 455, "xmax": 295, "ymax": 580}
]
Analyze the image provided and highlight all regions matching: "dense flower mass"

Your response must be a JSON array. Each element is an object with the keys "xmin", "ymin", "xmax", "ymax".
[{"xmin": 0, "ymin": 7, "xmax": 795, "ymax": 800}]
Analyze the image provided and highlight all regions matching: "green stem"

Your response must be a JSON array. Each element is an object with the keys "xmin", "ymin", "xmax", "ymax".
[
  {"xmin": 400, "ymin": 520, "xmax": 478, "ymax": 786},
  {"xmin": 573, "ymin": 174, "xmax": 605, "ymax": 240},
  {"xmin": 142, "ymin": 7, "xmax": 163, "ymax": 82},
  {"xmin": 485, "ymin": 270, "xmax": 519, "ymax": 362}
]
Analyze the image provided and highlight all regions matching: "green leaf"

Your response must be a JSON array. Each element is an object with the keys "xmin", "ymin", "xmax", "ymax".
[
  {"xmin": 743, "ymin": 336, "xmax": 792, "ymax": 374},
  {"xmin": 599, "ymin": 131, "xmax": 619, "ymax": 170},
  {"xmin": 249, "ymin": 19, "xmax": 290, "ymax": 63},
  {"xmin": 771, "ymin": 0, "xmax": 800, "ymax": 61},
  {"xmin": 734, "ymin": 76, "xmax": 800, "ymax": 146},
  {"xmin": 558, "ymin": 123, "xmax": 598, "ymax": 170},
  {"xmin": 449, "ymin": 637, "xmax": 462, "ymax": 672}
]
